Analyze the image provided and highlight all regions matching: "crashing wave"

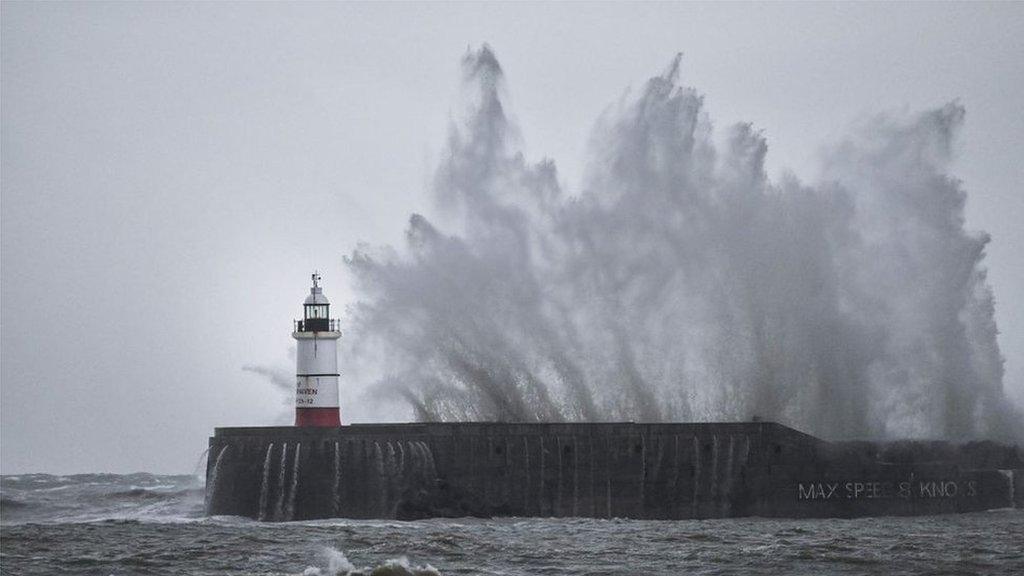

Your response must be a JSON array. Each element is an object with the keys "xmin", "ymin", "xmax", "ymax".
[{"xmin": 340, "ymin": 46, "xmax": 1021, "ymax": 442}]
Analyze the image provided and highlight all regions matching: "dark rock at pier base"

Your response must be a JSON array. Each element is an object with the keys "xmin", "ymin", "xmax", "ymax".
[{"xmin": 205, "ymin": 422, "xmax": 1022, "ymax": 521}]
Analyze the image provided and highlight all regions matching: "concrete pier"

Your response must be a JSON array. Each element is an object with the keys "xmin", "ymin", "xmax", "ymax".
[{"xmin": 206, "ymin": 422, "xmax": 1022, "ymax": 521}]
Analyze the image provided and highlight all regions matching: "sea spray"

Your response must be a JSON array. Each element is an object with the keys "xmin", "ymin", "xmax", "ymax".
[
  {"xmin": 1000, "ymin": 470, "xmax": 1015, "ymax": 505},
  {"xmin": 204, "ymin": 445, "xmax": 229, "ymax": 511},
  {"xmin": 387, "ymin": 441, "xmax": 398, "ymax": 490},
  {"xmin": 275, "ymin": 443, "xmax": 289, "ymax": 521},
  {"xmin": 412, "ymin": 442, "xmax": 421, "ymax": 481},
  {"xmin": 396, "ymin": 441, "xmax": 406, "ymax": 479},
  {"xmin": 420, "ymin": 442, "xmax": 436, "ymax": 481},
  {"xmin": 407, "ymin": 441, "xmax": 421, "ymax": 482},
  {"xmin": 192, "ymin": 447, "xmax": 210, "ymax": 483},
  {"xmin": 303, "ymin": 547, "xmax": 441, "ymax": 576},
  {"xmin": 286, "ymin": 443, "xmax": 302, "ymax": 521},
  {"xmin": 340, "ymin": 46, "xmax": 1021, "ymax": 442},
  {"xmin": 724, "ymin": 436, "xmax": 736, "ymax": 514},
  {"xmin": 258, "ymin": 443, "xmax": 274, "ymax": 521}
]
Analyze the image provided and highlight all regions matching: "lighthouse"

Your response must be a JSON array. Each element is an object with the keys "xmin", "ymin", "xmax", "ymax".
[{"xmin": 292, "ymin": 272, "xmax": 342, "ymax": 427}]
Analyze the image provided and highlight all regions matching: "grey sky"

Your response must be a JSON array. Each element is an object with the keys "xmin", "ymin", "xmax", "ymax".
[{"xmin": 2, "ymin": 2, "xmax": 1022, "ymax": 474}]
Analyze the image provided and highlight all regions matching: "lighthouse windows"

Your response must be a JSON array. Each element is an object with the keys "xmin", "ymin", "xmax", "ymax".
[{"xmin": 305, "ymin": 304, "xmax": 328, "ymax": 320}]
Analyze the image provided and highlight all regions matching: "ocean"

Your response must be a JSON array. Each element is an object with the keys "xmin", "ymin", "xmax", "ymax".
[{"xmin": 2, "ymin": 473, "xmax": 1022, "ymax": 575}]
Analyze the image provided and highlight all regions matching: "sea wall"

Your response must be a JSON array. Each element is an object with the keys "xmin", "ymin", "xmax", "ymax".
[
  {"xmin": 205, "ymin": 422, "xmax": 1020, "ymax": 521},
  {"xmin": 751, "ymin": 439, "xmax": 1023, "ymax": 517}
]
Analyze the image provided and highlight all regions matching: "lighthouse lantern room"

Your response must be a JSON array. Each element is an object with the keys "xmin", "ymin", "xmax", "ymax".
[{"xmin": 292, "ymin": 272, "xmax": 342, "ymax": 427}]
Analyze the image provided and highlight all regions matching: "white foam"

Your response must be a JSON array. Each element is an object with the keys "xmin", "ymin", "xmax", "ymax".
[{"xmin": 300, "ymin": 547, "xmax": 440, "ymax": 576}]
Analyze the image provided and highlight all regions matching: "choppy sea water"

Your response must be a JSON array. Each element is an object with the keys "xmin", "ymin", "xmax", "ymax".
[{"xmin": 2, "ymin": 473, "xmax": 1022, "ymax": 575}]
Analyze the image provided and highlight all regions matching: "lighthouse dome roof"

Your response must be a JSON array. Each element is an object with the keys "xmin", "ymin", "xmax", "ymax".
[{"xmin": 304, "ymin": 287, "xmax": 330, "ymax": 305}]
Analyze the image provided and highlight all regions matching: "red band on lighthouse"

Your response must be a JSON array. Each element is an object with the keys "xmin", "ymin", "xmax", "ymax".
[{"xmin": 295, "ymin": 407, "xmax": 341, "ymax": 427}]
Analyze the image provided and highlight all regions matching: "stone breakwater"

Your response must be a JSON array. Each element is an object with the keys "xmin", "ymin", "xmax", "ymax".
[{"xmin": 205, "ymin": 422, "xmax": 1023, "ymax": 521}]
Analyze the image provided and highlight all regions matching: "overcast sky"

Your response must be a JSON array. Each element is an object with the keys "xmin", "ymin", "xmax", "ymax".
[{"xmin": 3, "ymin": 2, "xmax": 1022, "ymax": 474}]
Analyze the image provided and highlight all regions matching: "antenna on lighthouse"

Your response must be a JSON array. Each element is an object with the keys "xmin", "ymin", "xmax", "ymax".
[{"xmin": 292, "ymin": 272, "xmax": 342, "ymax": 427}]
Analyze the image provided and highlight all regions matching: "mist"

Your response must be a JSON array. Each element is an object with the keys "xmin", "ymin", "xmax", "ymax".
[{"xmin": 339, "ymin": 47, "xmax": 1020, "ymax": 441}]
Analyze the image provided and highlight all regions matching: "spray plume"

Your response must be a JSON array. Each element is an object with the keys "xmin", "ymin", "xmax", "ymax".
[{"xmin": 341, "ymin": 46, "xmax": 1019, "ymax": 440}]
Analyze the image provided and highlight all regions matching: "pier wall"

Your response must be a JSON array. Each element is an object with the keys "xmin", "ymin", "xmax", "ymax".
[{"xmin": 205, "ymin": 422, "xmax": 1020, "ymax": 521}]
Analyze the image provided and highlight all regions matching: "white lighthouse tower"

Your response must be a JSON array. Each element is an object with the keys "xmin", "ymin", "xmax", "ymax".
[{"xmin": 292, "ymin": 272, "xmax": 342, "ymax": 427}]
